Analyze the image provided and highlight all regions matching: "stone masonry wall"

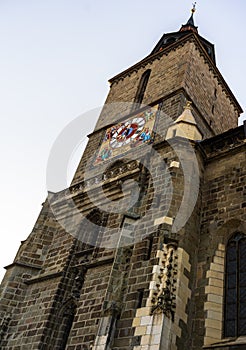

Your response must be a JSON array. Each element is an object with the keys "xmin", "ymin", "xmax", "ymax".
[
  {"xmin": 95, "ymin": 38, "xmax": 240, "ymax": 134},
  {"xmin": 182, "ymin": 42, "xmax": 239, "ymax": 135},
  {"xmin": 193, "ymin": 127, "xmax": 246, "ymax": 350}
]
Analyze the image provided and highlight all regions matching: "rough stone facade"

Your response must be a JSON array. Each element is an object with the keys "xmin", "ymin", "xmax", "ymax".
[{"xmin": 0, "ymin": 18, "xmax": 245, "ymax": 350}]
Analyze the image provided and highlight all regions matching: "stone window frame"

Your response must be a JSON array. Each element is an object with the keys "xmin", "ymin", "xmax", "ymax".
[
  {"xmin": 224, "ymin": 232, "xmax": 246, "ymax": 338},
  {"xmin": 204, "ymin": 224, "xmax": 246, "ymax": 347},
  {"xmin": 51, "ymin": 298, "xmax": 77, "ymax": 349}
]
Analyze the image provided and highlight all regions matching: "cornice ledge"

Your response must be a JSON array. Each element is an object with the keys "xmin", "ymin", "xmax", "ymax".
[
  {"xmin": 200, "ymin": 125, "xmax": 246, "ymax": 160},
  {"xmin": 81, "ymin": 257, "xmax": 115, "ymax": 269},
  {"xmin": 4, "ymin": 261, "xmax": 42, "ymax": 271},
  {"xmin": 50, "ymin": 162, "xmax": 140, "ymax": 205},
  {"xmin": 24, "ymin": 271, "xmax": 63, "ymax": 285}
]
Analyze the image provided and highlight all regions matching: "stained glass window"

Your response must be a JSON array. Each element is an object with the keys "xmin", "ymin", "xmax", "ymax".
[{"xmin": 224, "ymin": 233, "xmax": 246, "ymax": 337}]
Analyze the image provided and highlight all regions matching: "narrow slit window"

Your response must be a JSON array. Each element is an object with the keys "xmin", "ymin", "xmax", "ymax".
[
  {"xmin": 137, "ymin": 289, "xmax": 145, "ymax": 308},
  {"xmin": 145, "ymin": 236, "xmax": 153, "ymax": 260},
  {"xmin": 133, "ymin": 69, "xmax": 151, "ymax": 110}
]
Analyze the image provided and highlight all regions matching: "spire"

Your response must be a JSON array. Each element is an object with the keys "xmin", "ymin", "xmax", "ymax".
[
  {"xmin": 187, "ymin": 2, "xmax": 196, "ymax": 26},
  {"xmin": 150, "ymin": 1, "xmax": 215, "ymax": 62},
  {"xmin": 180, "ymin": 3, "xmax": 198, "ymax": 33},
  {"xmin": 166, "ymin": 101, "xmax": 203, "ymax": 141}
]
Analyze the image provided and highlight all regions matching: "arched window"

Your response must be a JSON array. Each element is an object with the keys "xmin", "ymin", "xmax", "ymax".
[
  {"xmin": 133, "ymin": 69, "xmax": 151, "ymax": 109},
  {"xmin": 224, "ymin": 232, "xmax": 246, "ymax": 337},
  {"xmin": 50, "ymin": 298, "xmax": 77, "ymax": 350},
  {"xmin": 58, "ymin": 302, "xmax": 76, "ymax": 349}
]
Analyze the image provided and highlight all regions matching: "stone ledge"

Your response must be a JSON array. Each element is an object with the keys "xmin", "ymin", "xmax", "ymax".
[
  {"xmin": 154, "ymin": 216, "xmax": 173, "ymax": 226},
  {"xmin": 75, "ymin": 257, "xmax": 115, "ymax": 269},
  {"xmin": 25, "ymin": 271, "xmax": 63, "ymax": 285},
  {"xmin": 4, "ymin": 261, "xmax": 42, "ymax": 271},
  {"xmin": 85, "ymin": 257, "xmax": 115, "ymax": 269},
  {"xmin": 203, "ymin": 336, "xmax": 246, "ymax": 349},
  {"xmin": 201, "ymin": 125, "xmax": 245, "ymax": 161}
]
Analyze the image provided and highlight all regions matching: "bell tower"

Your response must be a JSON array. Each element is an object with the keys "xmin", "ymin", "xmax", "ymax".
[
  {"xmin": 1, "ymin": 7, "xmax": 245, "ymax": 350},
  {"xmin": 91, "ymin": 4, "xmax": 241, "ymax": 144}
]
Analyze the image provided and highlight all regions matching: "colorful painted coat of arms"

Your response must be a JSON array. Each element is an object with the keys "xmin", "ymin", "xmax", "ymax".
[{"xmin": 94, "ymin": 104, "xmax": 159, "ymax": 165}]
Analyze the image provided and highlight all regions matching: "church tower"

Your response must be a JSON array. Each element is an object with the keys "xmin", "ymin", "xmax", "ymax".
[{"xmin": 1, "ymin": 7, "xmax": 246, "ymax": 350}]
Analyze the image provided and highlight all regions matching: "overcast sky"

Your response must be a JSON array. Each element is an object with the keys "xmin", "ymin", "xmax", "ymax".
[{"xmin": 0, "ymin": 0, "xmax": 246, "ymax": 280}]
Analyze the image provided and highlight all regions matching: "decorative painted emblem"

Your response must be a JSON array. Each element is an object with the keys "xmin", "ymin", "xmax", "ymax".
[{"xmin": 94, "ymin": 104, "xmax": 159, "ymax": 165}]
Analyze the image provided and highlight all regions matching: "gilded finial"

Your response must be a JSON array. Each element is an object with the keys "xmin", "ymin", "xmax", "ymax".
[{"xmin": 191, "ymin": 2, "xmax": 196, "ymax": 14}]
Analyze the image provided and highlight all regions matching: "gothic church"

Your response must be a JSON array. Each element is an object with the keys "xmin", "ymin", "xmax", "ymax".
[{"xmin": 1, "ymin": 7, "xmax": 246, "ymax": 350}]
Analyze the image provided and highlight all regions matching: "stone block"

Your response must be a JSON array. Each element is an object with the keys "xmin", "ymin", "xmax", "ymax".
[
  {"xmin": 136, "ymin": 307, "xmax": 151, "ymax": 317},
  {"xmin": 208, "ymin": 277, "xmax": 224, "ymax": 288},
  {"xmin": 218, "ymin": 244, "xmax": 225, "ymax": 251},
  {"xmin": 152, "ymin": 265, "xmax": 161, "ymax": 274},
  {"xmin": 169, "ymin": 161, "xmax": 180, "ymax": 168},
  {"xmin": 132, "ymin": 317, "xmax": 141, "ymax": 327},
  {"xmin": 149, "ymin": 325, "xmax": 162, "ymax": 335},
  {"xmin": 141, "ymin": 334, "xmax": 151, "ymax": 345},
  {"xmin": 210, "ymin": 262, "xmax": 224, "ymax": 273},
  {"xmin": 154, "ymin": 216, "xmax": 173, "ymax": 226},
  {"xmin": 206, "ymin": 310, "xmax": 223, "ymax": 321},
  {"xmin": 205, "ymin": 318, "xmax": 222, "ymax": 330},
  {"xmin": 149, "ymin": 281, "xmax": 158, "ymax": 290},
  {"xmin": 135, "ymin": 326, "xmax": 147, "ymax": 336},
  {"xmin": 205, "ymin": 285, "xmax": 223, "ymax": 296},
  {"xmin": 206, "ymin": 270, "xmax": 223, "ymax": 280},
  {"xmin": 204, "ymin": 301, "xmax": 222, "ymax": 312},
  {"xmin": 156, "ymin": 250, "xmax": 163, "ymax": 259},
  {"xmin": 140, "ymin": 315, "xmax": 153, "ymax": 326},
  {"xmin": 205, "ymin": 327, "xmax": 222, "ymax": 341},
  {"xmin": 172, "ymin": 323, "xmax": 182, "ymax": 338},
  {"xmin": 213, "ymin": 256, "xmax": 224, "ymax": 266},
  {"xmin": 215, "ymin": 250, "xmax": 225, "ymax": 258},
  {"xmin": 207, "ymin": 294, "xmax": 223, "ymax": 304}
]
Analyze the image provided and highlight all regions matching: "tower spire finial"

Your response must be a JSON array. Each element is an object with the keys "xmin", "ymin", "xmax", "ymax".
[
  {"xmin": 191, "ymin": 2, "xmax": 197, "ymax": 14},
  {"xmin": 179, "ymin": 2, "xmax": 198, "ymax": 33}
]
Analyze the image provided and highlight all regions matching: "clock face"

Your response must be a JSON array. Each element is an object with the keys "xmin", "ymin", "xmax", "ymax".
[
  {"xmin": 94, "ymin": 105, "xmax": 159, "ymax": 165},
  {"xmin": 109, "ymin": 117, "xmax": 146, "ymax": 149}
]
